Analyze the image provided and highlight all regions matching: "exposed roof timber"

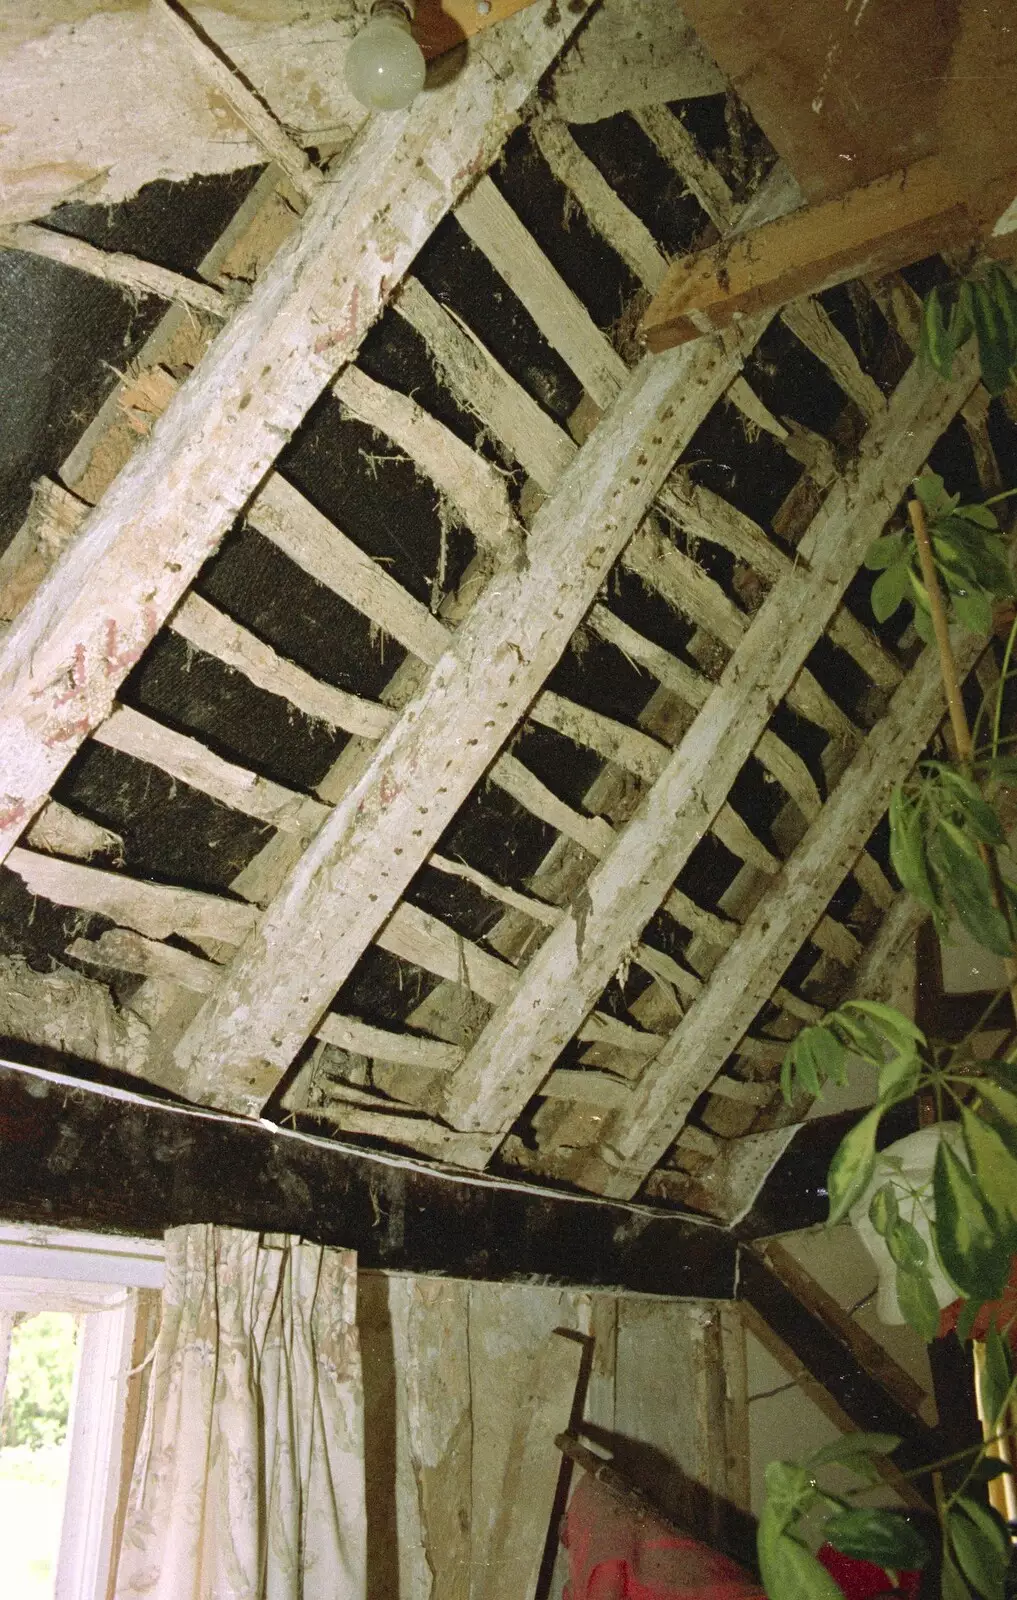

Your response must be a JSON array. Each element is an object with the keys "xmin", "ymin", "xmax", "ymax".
[
  {"xmin": 0, "ymin": 1062, "xmax": 738, "ymax": 1299},
  {"xmin": 152, "ymin": 0, "xmax": 321, "ymax": 203},
  {"xmin": 547, "ymin": 0, "xmax": 727, "ymax": 124},
  {"xmin": 172, "ymin": 328, "xmax": 761, "ymax": 1116},
  {"xmin": 0, "ymin": 1, "xmax": 592, "ymax": 863},
  {"xmin": 0, "ymin": 224, "xmax": 229, "ymax": 318},
  {"xmin": 594, "ymin": 620, "xmax": 986, "ymax": 1198},
  {"xmin": 641, "ymin": 157, "xmax": 1017, "ymax": 353},
  {"xmin": 434, "ymin": 347, "xmax": 980, "ymax": 1154},
  {"xmin": 737, "ymin": 1248, "xmax": 937, "ymax": 1509},
  {"xmin": 0, "ymin": 956, "xmax": 149, "ymax": 1078}
]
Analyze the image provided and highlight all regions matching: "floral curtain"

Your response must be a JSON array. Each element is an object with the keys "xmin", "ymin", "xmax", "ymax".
[{"xmin": 113, "ymin": 1225, "xmax": 366, "ymax": 1600}]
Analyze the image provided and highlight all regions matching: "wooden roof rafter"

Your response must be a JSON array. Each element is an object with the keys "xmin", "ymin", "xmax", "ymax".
[{"xmin": 0, "ymin": 0, "xmax": 593, "ymax": 860}]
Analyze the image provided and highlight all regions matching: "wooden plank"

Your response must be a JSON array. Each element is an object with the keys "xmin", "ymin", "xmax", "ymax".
[
  {"xmin": 454, "ymin": 177, "xmax": 628, "ymax": 409},
  {"xmin": 172, "ymin": 330, "xmax": 759, "ymax": 1116},
  {"xmin": 434, "ymin": 349, "xmax": 978, "ymax": 1142},
  {"xmin": 92, "ymin": 704, "xmax": 327, "ymax": 836},
  {"xmin": 548, "ymin": 0, "xmax": 726, "ymax": 124},
  {"xmin": 530, "ymin": 117, "xmax": 668, "ymax": 291},
  {"xmin": 0, "ymin": 224, "xmax": 227, "ymax": 317},
  {"xmin": 247, "ymin": 474, "xmax": 448, "ymax": 666},
  {"xmin": 333, "ymin": 366, "xmax": 524, "ymax": 566},
  {"xmin": 0, "ymin": 1, "xmax": 590, "ymax": 864},
  {"xmin": 602, "ymin": 626, "xmax": 986, "ymax": 1195},
  {"xmin": 413, "ymin": 0, "xmax": 540, "ymax": 57},
  {"xmin": 673, "ymin": 0, "xmax": 949, "ymax": 202},
  {"xmin": 394, "ymin": 277, "xmax": 575, "ymax": 491},
  {"xmin": 6, "ymin": 848, "xmax": 256, "ymax": 946},
  {"xmin": 151, "ymin": 0, "xmax": 321, "ymax": 204},
  {"xmin": 640, "ymin": 158, "xmax": 989, "ymax": 353},
  {"xmin": 68, "ymin": 928, "xmax": 218, "ymax": 994},
  {"xmin": 633, "ymin": 105, "xmax": 736, "ymax": 231},
  {"xmin": 0, "ymin": 1063, "xmax": 738, "ymax": 1296},
  {"xmin": 469, "ymin": 1286, "xmax": 587, "ymax": 1600},
  {"xmin": 760, "ymin": 1240, "xmax": 931, "ymax": 1425},
  {"xmin": 170, "ymin": 593, "xmax": 396, "ymax": 740},
  {"xmin": 780, "ymin": 297, "xmax": 886, "ymax": 421}
]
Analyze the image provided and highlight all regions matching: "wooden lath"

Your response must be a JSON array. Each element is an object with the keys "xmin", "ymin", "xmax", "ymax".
[
  {"xmin": 0, "ymin": 0, "xmax": 591, "ymax": 861},
  {"xmin": 579, "ymin": 616, "xmax": 987, "ymax": 1198},
  {"xmin": 171, "ymin": 328, "xmax": 762, "ymax": 1115},
  {"xmin": 431, "ymin": 345, "xmax": 980, "ymax": 1149},
  {"xmin": 3, "ymin": 39, "xmax": 1005, "ymax": 1215}
]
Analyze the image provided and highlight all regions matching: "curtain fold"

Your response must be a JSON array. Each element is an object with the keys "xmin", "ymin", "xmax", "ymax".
[{"xmin": 113, "ymin": 1225, "xmax": 366, "ymax": 1600}]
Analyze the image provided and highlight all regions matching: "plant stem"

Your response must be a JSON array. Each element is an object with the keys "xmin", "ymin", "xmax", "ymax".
[
  {"xmin": 909, "ymin": 497, "xmax": 1017, "ymax": 1021},
  {"xmin": 908, "ymin": 498, "xmax": 973, "ymax": 762}
]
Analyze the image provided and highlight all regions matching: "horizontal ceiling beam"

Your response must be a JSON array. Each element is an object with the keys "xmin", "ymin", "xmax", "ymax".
[
  {"xmin": 0, "ymin": 0, "xmax": 591, "ymax": 864},
  {"xmin": 0, "ymin": 1061, "xmax": 736, "ymax": 1299}
]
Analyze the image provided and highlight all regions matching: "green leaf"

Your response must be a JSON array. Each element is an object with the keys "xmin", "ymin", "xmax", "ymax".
[
  {"xmin": 865, "ymin": 534, "xmax": 908, "ymax": 571},
  {"xmin": 823, "ymin": 1508, "xmax": 929, "ymax": 1571},
  {"xmin": 950, "ymin": 1496, "xmax": 1009, "ymax": 1600},
  {"xmin": 887, "ymin": 1216, "xmax": 929, "ymax": 1272},
  {"xmin": 758, "ymin": 1518, "xmax": 845, "ymax": 1600},
  {"xmin": 807, "ymin": 1432, "xmax": 901, "ymax": 1471},
  {"xmin": 889, "ymin": 788, "xmax": 939, "ymax": 913},
  {"xmin": 942, "ymin": 1551, "xmax": 973, "ymax": 1600},
  {"xmin": 763, "ymin": 1460, "xmax": 815, "ymax": 1527},
  {"xmin": 869, "ymin": 1182, "xmax": 899, "ymax": 1238},
  {"xmin": 959, "ymin": 1104, "xmax": 1017, "ymax": 1248},
  {"xmin": 982, "ymin": 1325, "xmax": 1013, "ymax": 1429},
  {"xmin": 956, "ymin": 1297, "xmax": 983, "ymax": 1343},
  {"xmin": 953, "ymin": 588, "xmax": 994, "ymax": 635},
  {"xmin": 895, "ymin": 1261, "xmax": 941, "ymax": 1340},
  {"xmin": 845, "ymin": 1000, "xmax": 926, "ymax": 1046},
  {"xmin": 977, "ymin": 1079, "xmax": 1017, "ymax": 1160},
  {"xmin": 972, "ymin": 277, "xmax": 1017, "ymax": 396},
  {"xmin": 915, "ymin": 469, "xmax": 959, "ymax": 522},
  {"xmin": 780, "ymin": 1050, "xmax": 795, "ymax": 1106},
  {"xmin": 827, "ymin": 1105, "xmax": 882, "ymax": 1226},
  {"xmin": 878, "ymin": 1046, "xmax": 921, "ymax": 1105},
  {"xmin": 934, "ymin": 1136, "xmax": 1011, "ymax": 1301},
  {"xmin": 871, "ymin": 563, "xmax": 911, "ymax": 623}
]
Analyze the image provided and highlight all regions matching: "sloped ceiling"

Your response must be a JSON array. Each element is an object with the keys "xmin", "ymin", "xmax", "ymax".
[{"xmin": 0, "ymin": 0, "xmax": 1008, "ymax": 1233}]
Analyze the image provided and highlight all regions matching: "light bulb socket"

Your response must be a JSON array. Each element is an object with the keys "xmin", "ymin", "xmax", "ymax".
[{"xmin": 370, "ymin": 0, "xmax": 416, "ymax": 21}]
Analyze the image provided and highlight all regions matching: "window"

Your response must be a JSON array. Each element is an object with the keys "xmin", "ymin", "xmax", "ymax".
[{"xmin": 0, "ymin": 1227, "xmax": 164, "ymax": 1600}]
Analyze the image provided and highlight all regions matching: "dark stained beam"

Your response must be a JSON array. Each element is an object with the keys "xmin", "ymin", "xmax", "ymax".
[
  {"xmin": 0, "ymin": 1061, "xmax": 735, "ymax": 1299},
  {"xmin": 738, "ymin": 1248, "xmax": 940, "ymax": 1508}
]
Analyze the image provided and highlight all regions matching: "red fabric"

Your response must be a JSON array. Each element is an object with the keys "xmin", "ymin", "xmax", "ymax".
[
  {"xmin": 937, "ymin": 1253, "xmax": 1017, "ymax": 1345},
  {"xmin": 561, "ymin": 1474, "xmax": 766, "ymax": 1600},
  {"xmin": 817, "ymin": 1544, "xmax": 922, "ymax": 1600}
]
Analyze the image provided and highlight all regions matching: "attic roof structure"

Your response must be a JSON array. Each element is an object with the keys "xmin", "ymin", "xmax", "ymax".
[{"xmin": 1, "ymin": 0, "xmax": 1016, "ymax": 1285}]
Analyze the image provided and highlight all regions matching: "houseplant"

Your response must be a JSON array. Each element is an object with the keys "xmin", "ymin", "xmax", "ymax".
[{"xmin": 759, "ymin": 464, "xmax": 1017, "ymax": 1600}]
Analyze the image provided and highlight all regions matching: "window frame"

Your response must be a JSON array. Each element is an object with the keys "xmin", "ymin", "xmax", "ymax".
[{"xmin": 0, "ymin": 1224, "xmax": 164, "ymax": 1600}]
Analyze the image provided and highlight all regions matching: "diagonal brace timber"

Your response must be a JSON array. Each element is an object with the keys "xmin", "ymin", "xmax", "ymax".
[
  {"xmin": 594, "ymin": 625, "xmax": 986, "ymax": 1197},
  {"xmin": 434, "ymin": 348, "xmax": 980, "ymax": 1144},
  {"xmin": 0, "ymin": 0, "xmax": 592, "ymax": 865},
  {"xmin": 172, "ymin": 329, "xmax": 765, "ymax": 1116}
]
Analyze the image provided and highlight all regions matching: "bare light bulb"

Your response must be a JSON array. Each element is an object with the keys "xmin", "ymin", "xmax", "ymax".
[{"xmin": 346, "ymin": 2, "xmax": 426, "ymax": 112}]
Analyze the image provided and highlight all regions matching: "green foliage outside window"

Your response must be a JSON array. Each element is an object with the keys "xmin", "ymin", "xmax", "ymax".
[{"xmin": 1, "ymin": 1313, "xmax": 78, "ymax": 1452}]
